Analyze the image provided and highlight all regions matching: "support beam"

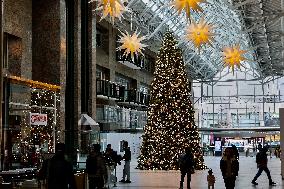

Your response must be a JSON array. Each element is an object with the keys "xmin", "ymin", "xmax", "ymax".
[
  {"xmin": 0, "ymin": 0, "xmax": 3, "ymax": 171},
  {"xmin": 81, "ymin": 0, "xmax": 89, "ymax": 114},
  {"xmin": 65, "ymin": 0, "xmax": 76, "ymax": 163}
]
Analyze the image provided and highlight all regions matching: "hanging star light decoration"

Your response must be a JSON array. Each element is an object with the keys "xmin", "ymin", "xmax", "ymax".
[
  {"xmin": 117, "ymin": 30, "xmax": 147, "ymax": 60},
  {"xmin": 90, "ymin": 0, "xmax": 127, "ymax": 23},
  {"xmin": 223, "ymin": 45, "xmax": 247, "ymax": 72},
  {"xmin": 171, "ymin": 0, "xmax": 206, "ymax": 19},
  {"xmin": 185, "ymin": 17, "xmax": 214, "ymax": 50}
]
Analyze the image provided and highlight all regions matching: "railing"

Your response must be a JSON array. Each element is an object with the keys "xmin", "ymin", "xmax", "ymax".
[
  {"xmin": 116, "ymin": 50, "xmax": 155, "ymax": 73},
  {"xmin": 97, "ymin": 79, "xmax": 150, "ymax": 106},
  {"xmin": 116, "ymin": 50, "xmax": 142, "ymax": 68},
  {"xmin": 96, "ymin": 79, "xmax": 125, "ymax": 100},
  {"xmin": 96, "ymin": 105, "xmax": 147, "ymax": 129}
]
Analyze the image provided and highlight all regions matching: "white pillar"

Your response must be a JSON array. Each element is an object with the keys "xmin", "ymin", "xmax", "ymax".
[{"xmin": 279, "ymin": 108, "xmax": 284, "ymax": 179}]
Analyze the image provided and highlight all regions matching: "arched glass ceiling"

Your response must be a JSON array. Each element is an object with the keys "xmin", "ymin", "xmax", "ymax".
[{"xmin": 123, "ymin": 0, "xmax": 262, "ymax": 80}]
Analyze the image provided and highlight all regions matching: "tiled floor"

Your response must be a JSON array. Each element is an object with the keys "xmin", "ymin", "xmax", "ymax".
[{"xmin": 113, "ymin": 156, "xmax": 283, "ymax": 189}]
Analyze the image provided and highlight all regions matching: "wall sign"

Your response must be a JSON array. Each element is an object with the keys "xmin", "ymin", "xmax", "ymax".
[{"xmin": 30, "ymin": 113, "xmax": 47, "ymax": 125}]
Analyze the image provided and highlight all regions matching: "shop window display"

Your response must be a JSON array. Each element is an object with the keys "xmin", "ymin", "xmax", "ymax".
[{"xmin": 4, "ymin": 79, "xmax": 60, "ymax": 170}]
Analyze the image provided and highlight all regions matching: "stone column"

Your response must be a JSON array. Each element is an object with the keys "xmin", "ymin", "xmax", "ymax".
[
  {"xmin": 89, "ymin": 2, "xmax": 97, "ymax": 118},
  {"xmin": 65, "ymin": 0, "xmax": 80, "ymax": 163},
  {"xmin": 109, "ymin": 26, "xmax": 116, "ymax": 82}
]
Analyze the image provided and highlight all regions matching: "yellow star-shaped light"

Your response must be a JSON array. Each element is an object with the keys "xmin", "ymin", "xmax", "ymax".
[
  {"xmin": 91, "ymin": 0, "xmax": 127, "ymax": 23},
  {"xmin": 185, "ymin": 17, "xmax": 214, "ymax": 50},
  {"xmin": 117, "ymin": 30, "xmax": 147, "ymax": 59},
  {"xmin": 171, "ymin": 0, "xmax": 206, "ymax": 19},
  {"xmin": 223, "ymin": 45, "xmax": 247, "ymax": 72}
]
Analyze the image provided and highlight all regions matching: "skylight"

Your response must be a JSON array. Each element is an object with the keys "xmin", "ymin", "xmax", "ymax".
[{"xmin": 137, "ymin": 0, "xmax": 258, "ymax": 79}]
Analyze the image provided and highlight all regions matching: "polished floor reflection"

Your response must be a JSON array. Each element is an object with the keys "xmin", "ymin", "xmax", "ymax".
[{"xmin": 114, "ymin": 156, "xmax": 282, "ymax": 189}]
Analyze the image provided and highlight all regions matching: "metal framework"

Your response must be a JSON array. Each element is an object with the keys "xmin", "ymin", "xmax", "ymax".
[
  {"xmin": 108, "ymin": 0, "xmax": 283, "ymax": 80},
  {"xmin": 231, "ymin": 0, "xmax": 284, "ymax": 77}
]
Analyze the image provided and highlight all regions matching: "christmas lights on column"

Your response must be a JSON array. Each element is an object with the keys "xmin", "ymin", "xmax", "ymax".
[{"xmin": 137, "ymin": 32, "xmax": 206, "ymax": 170}]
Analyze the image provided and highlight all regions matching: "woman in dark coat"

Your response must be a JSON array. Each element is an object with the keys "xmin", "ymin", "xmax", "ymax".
[{"xmin": 220, "ymin": 147, "xmax": 239, "ymax": 189}]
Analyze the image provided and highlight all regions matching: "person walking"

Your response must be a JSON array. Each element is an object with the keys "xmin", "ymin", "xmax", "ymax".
[
  {"xmin": 120, "ymin": 141, "xmax": 131, "ymax": 183},
  {"xmin": 251, "ymin": 147, "xmax": 276, "ymax": 186},
  {"xmin": 43, "ymin": 143, "xmax": 76, "ymax": 189},
  {"xmin": 104, "ymin": 144, "xmax": 117, "ymax": 188},
  {"xmin": 220, "ymin": 147, "xmax": 239, "ymax": 189},
  {"xmin": 179, "ymin": 147, "xmax": 194, "ymax": 189},
  {"xmin": 86, "ymin": 144, "xmax": 108, "ymax": 189},
  {"xmin": 207, "ymin": 169, "xmax": 215, "ymax": 189},
  {"xmin": 274, "ymin": 145, "xmax": 281, "ymax": 158}
]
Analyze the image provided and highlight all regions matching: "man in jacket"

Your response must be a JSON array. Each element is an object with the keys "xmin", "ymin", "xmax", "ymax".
[
  {"xmin": 179, "ymin": 147, "xmax": 194, "ymax": 189},
  {"xmin": 120, "ymin": 141, "xmax": 131, "ymax": 183},
  {"xmin": 251, "ymin": 147, "xmax": 276, "ymax": 186},
  {"xmin": 86, "ymin": 144, "xmax": 108, "ymax": 189},
  {"xmin": 46, "ymin": 143, "xmax": 76, "ymax": 189},
  {"xmin": 220, "ymin": 147, "xmax": 239, "ymax": 189}
]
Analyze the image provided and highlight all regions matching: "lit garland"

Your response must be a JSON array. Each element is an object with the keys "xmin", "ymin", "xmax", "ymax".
[
  {"xmin": 9, "ymin": 76, "xmax": 61, "ymax": 92},
  {"xmin": 185, "ymin": 17, "xmax": 215, "ymax": 50},
  {"xmin": 137, "ymin": 32, "xmax": 206, "ymax": 170},
  {"xmin": 117, "ymin": 30, "xmax": 147, "ymax": 60},
  {"xmin": 171, "ymin": 0, "xmax": 206, "ymax": 19},
  {"xmin": 223, "ymin": 45, "xmax": 247, "ymax": 72},
  {"xmin": 91, "ymin": 0, "xmax": 128, "ymax": 23}
]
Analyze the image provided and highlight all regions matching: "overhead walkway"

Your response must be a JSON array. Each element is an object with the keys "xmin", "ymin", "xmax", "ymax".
[
  {"xmin": 199, "ymin": 127, "xmax": 280, "ymax": 132},
  {"xmin": 115, "ymin": 127, "xmax": 280, "ymax": 134}
]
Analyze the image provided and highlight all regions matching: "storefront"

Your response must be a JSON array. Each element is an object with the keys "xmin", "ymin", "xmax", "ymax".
[{"xmin": 2, "ymin": 76, "xmax": 60, "ymax": 170}]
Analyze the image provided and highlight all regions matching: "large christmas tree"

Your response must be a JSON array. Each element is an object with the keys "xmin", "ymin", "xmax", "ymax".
[{"xmin": 137, "ymin": 32, "xmax": 206, "ymax": 170}]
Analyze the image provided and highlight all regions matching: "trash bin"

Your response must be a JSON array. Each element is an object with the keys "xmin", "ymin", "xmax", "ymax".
[
  {"xmin": 0, "ymin": 183, "xmax": 12, "ymax": 189},
  {"xmin": 75, "ymin": 172, "xmax": 86, "ymax": 189}
]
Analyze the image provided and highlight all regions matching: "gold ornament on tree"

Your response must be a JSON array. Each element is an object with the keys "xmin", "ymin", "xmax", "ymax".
[
  {"xmin": 90, "ymin": 0, "xmax": 127, "ymax": 23},
  {"xmin": 171, "ymin": 0, "xmax": 206, "ymax": 19},
  {"xmin": 185, "ymin": 17, "xmax": 214, "ymax": 50},
  {"xmin": 223, "ymin": 45, "xmax": 247, "ymax": 72},
  {"xmin": 117, "ymin": 30, "xmax": 147, "ymax": 59}
]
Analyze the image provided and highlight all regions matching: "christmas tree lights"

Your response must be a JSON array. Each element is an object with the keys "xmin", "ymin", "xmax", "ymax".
[{"xmin": 137, "ymin": 32, "xmax": 206, "ymax": 170}]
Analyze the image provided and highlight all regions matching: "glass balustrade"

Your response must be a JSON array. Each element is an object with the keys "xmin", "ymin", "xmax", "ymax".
[{"xmin": 96, "ymin": 79, "xmax": 150, "ymax": 106}]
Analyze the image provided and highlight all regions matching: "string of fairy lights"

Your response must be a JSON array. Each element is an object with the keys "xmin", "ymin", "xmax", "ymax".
[{"xmin": 9, "ymin": 77, "xmax": 61, "ymax": 162}]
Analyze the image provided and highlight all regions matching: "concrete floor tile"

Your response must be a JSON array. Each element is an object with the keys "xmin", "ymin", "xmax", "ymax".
[{"xmin": 112, "ymin": 156, "xmax": 283, "ymax": 189}]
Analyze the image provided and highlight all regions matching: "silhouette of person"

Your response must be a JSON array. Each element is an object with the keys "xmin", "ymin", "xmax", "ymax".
[
  {"xmin": 86, "ymin": 144, "xmax": 108, "ymax": 189},
  {"xmin": 46, "ymin": 143, "xmax": 76, "ymax": 189},
  {"xmin": 220, "ymin": 147, "xmax": 239, "ymax": 189},
  {"xmin": 207, "ymin": 169, "xmax": 215, "ymax": 189},
  {"xmin": 251, "ymin": 147, "xmax": 276, "ymax": 186},
  {"xmin": 179, "ymin": 147, "xmax": 194, "ymax": 189},
  {"xmin": 120, "ymin": 141, "xmax": 131, "ymax": 183}
]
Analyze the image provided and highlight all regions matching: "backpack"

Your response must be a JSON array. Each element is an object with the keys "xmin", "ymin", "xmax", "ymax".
[
  {"xmin": 256, "ymin": 152, "xmax": 260, "ymax": 163},
  {"xmin": 178, "ymin": 153, "xmax": 193, "ymax": 169},
  {"xmin": 86, "ymin": 155, "xmax": 97, "ymax": 175},
  {"xmin": 47, "ymin": 157, "xmax": 75, "ymax": 189},
  {"xmin": 256, "ymin": 152, "xmax": 266, "ymax": 164}
]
